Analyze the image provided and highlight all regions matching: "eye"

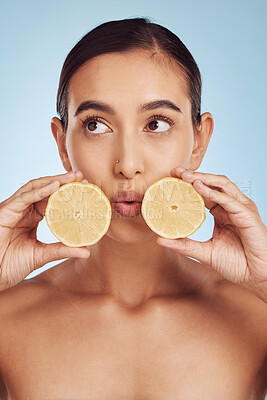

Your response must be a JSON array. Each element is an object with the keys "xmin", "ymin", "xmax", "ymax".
[
  {"xmin": 145, "ymin": 114, "xmax": 175, "ymax": 134},
  {"xmin": 80, "ymin": 113, "xmax": 175, "ymax": 137},
  {"xmin": 147, "ymin": 120, "xmax": 170, "ymax": 133},
  {"xmin": 81, "ymin": 116, "xmax": 109, "ymax": 134}
]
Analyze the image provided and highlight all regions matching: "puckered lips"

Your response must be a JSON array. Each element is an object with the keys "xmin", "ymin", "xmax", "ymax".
[{"xmin": 110, "ymin": 190, "xmax": 144, "ymax": 217}]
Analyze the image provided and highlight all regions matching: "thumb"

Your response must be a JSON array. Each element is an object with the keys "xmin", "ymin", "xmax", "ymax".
[
  {"xmin": 33, "ymin": 241, "xmax": 90, "ymax": 271},
  {"xmin": 157, "ymin": 237, "xmax": 212, "ymax": 266}
]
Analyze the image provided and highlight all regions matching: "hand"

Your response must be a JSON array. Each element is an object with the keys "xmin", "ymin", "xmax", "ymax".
[
  {"xmin": 157, "ymin": 167, "xmax": 267, "ymax": 301},
  {"xmin": 0, "ymin": 171, "xmax": 90, "ymax": 292}
]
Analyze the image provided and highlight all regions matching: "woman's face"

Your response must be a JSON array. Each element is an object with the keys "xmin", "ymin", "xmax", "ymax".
[{"xmin": 52, "ymin": 49, "xmax": 212, "ymax": 242}]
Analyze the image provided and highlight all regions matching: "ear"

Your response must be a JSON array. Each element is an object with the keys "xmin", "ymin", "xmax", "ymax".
[
  {"xmin": 188, "ymin": 112, "xmax": 214, "ymax": 171},
  {"xmin": 51, "ymin": 117, "xmax": 73, "ymax": 172}
]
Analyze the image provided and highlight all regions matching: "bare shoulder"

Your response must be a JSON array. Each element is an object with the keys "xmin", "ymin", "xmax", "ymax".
[
  {"xmin": 221, "ymin": 280, "xmax": 267, "ymax": 392},
  {"xmin": 0, "ymin": 261, "xmax": 67, "ymax": 318},
  {"xmin": 215, "ymin": 278, "xmax": 267, "ymax": 355},
  {"xmin": 205, "ymin": 271, "xmax": 267, "ymax": 392},
  {"xmin": 0, "ymin": 277, "xmax": 49, "ymax": 315},
  {"xmin": 192, "ymin": 258, "xmax": 267, "ymax": 333},
  {"xmin": 189, "ymin": 258, "xmax": 267, "ymax": 354},
  {"xmin": 0, "ymin": 262, "xmax": 67, "ymax": 397},
  {"xmin": 216, "ymin": 279, "xmax": 267, "ymax": 324}
]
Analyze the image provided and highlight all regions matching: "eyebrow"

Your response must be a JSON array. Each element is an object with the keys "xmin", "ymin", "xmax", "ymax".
[{"xmin": 74, "ymin": 99, "xmax": 182, "ymax": 117}]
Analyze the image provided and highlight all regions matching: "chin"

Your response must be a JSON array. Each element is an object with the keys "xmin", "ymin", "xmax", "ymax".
[{"xmin": 106, "ymin": 220, "xmax": 156, "ymax": 244}]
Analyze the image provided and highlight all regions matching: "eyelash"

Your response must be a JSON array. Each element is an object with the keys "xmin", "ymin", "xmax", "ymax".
[{"xmin": 79, "ymin": 114, "xmax": 175, "ymax": 136}]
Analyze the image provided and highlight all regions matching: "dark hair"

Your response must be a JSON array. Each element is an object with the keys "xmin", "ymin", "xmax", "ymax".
[{"xmin": 56, "ymin": 17, "xmax": 202, "ymax": 135}]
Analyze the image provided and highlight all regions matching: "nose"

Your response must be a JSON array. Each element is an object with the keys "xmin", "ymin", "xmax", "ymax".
[{"xmin": 114, "ymin": 132, "xmax": 144, "ymax": 179}]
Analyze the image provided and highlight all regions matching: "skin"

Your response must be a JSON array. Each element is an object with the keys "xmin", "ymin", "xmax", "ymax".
[
  {"xmin": 0, "ymin": 49, "xmax": 266, "ymax": 399},
  {"xmin": 50, "ymin": 49, "xmax": 214, "ymax": 307}
]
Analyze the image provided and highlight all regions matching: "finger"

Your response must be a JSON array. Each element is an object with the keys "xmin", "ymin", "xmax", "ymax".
[
  {"xmin": 33, "ymin": 241, "xmax": 90, "ymax": 271},
  {"xmin": 157, "ymin": 236, "xmax": 212, "ymax": 266},
  {"xmin": 4, "ymin": 171, "xmax": 84, "ymax": 204},
  {"xmin": 5, "ymin": 172, "xmax": 87, "ymax": 220},
  {"xmin": 0, "ymin": 180, "xmax": 61, "ymax": 228},
  {"xmin": 191, "ymin": 180, "xmax": 255, "ymax": 229},
  {"xmin": 170, "ymin": 168, "xmax": 217, "ymax": 210},
  {"xmin": 34, "ymin": 176, "xmax": 90, "ymax": 217},
  {"xmin": 171, "ymin": 168, "xmax": 252, "ymax": 207},
  {"xmin": 208, "ymin": 203, "xmax": 234, "ymax": 226}
]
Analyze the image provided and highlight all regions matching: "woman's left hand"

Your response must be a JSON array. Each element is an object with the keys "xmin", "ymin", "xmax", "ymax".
[{"xmin": 157, "ymin": 167, "xmax": 267, "ymax": 301}]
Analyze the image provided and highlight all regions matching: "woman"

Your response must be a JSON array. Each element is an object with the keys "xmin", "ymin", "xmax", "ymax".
[{"xmin": 0, "ymin": 17, "xmax": 266, "ymax": 399}]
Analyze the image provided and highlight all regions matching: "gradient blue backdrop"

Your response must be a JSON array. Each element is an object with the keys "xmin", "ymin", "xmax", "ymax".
[
  {"xmin": 0, "ymin": 1, "xmax": 266, "ymax": 397},
  {"xmin": 0, "ymin": 0, "xmax": 266, "ymax": 285}
]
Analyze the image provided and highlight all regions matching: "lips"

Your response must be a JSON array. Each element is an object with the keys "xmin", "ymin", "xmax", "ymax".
[
  {"xmin": 112, "ymin": 201, "xmax": 142, "ymax": 217},
  {"xmin": 110, "ymin": 190, "xmax": 144, "ymax": 203},
  {"xmin": 110, "ymin": 190, "xmax": 143, "ymax": 217}
]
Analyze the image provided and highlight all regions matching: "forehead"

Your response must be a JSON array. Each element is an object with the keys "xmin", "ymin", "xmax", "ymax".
[{"xmin": 68, "ymin": 49, "xmax": 190, "ymax": 115}]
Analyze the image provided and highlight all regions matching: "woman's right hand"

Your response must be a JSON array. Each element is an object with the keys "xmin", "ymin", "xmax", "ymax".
[{"xmin": 0, "ymin": 171, "xmax": 91, "ymax": 292}]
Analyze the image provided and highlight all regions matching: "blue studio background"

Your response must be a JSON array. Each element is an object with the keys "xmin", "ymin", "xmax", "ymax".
[
  {"xmin": 0, "ymin": 1, "xmax": 267, "ymax": 397},
  {"xmin": 0, "ymin": 0, "xmax": 266, "ymax": 286}
]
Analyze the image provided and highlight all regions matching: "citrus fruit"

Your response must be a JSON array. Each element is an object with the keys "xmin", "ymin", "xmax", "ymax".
[
  {"xmin": 45, "ymin": 182, "xmax": 111, "ymax": 247},
  {"xmin": 141, "ymin": 177, "xmax": 205, "ymax": 239}
]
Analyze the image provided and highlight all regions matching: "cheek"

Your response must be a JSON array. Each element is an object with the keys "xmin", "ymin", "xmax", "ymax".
[
  {"xmin": 65, "ymin": 134, "xmax": 85, "ymax": 171},
  {"xmin": 66, "ymin": 134, "xmax": 107, "ymax": 178},
  {"xmin": 157, "ymin": 134, "xmax": 194, "ymax": 168}
]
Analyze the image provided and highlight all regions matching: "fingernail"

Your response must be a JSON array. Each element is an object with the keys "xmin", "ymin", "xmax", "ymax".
[
  {"xmin": 176, "ymin": 167, "xmax": 186, "ymax": 173},
  {"xmin": 184, "ymin": 169, "xmax": 194, "ymax": 176}
]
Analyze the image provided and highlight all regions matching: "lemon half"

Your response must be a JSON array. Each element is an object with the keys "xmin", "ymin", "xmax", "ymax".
[
  {"xmin": 141, "ymin": 177, "xmax": 205, "ymax": 239},
  {"xmin": 45, "ymin": 182, "xmax": 111, "ymax": 247}
]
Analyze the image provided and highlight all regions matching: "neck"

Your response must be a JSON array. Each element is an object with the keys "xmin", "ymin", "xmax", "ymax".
[{"xmin": 73, "ymin": 234, "xmax": 203, "ymax": 309}]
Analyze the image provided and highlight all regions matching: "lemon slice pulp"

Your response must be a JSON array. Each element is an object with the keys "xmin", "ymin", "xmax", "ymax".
[
  {"xmin": 141, "ymin": 177, "xmax": 205, "ymax": 239},
  {"xmin": 45, "ymin": 182, "xmax": 111, "ymax": 247}
]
